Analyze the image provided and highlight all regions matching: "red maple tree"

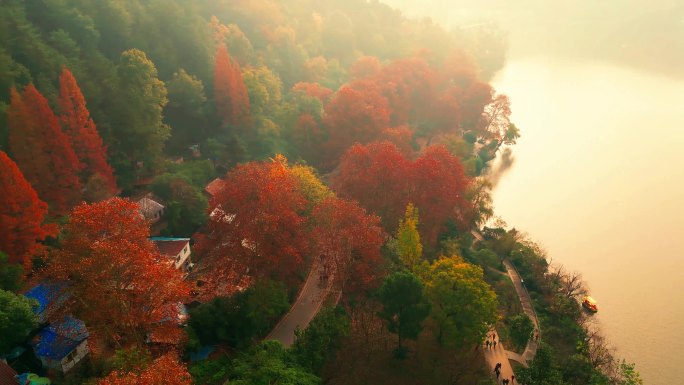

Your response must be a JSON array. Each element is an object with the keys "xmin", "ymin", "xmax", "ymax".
[
  {"xmin": 200, "ymin": 156, "xmax": 308, "ymax": 284},
  {"xmin": 97, "ymin": 354, "xmax": 192, "ymax": 385},
  {"xmin": 0, "ymin": 150, "xmax": 55, "ymax": 269},
  {"xmin": 311, "ymin": 197, "xmax": 385, "ymax": 297},
  {"xmin": 8, "ymin": 85, "xmax": 82, "ymax": 214},
  {"xmin": 59, "ymin": 67, "xmax": 117, "ymax": 200},
  {"xmin": 214, "ymin": 44, "xmax": 251, "ymax": 128},
  {"xmin": 321, "ymin": 82, "xmax": 390, "ymax": 168},
  {"xmin": 291, "ymin": 82, "xmax": 333, "ymax": 102},
  {"xmin": 412, "ymin": 145, "xmax": 470, "ymax": 245},
  {"xmin": 333, "ymin": 142, "xmax": 470, "ymax": 248},
  {"xmin": 43, "ymin": 198, "xmax": 188, "ymax": 347}
]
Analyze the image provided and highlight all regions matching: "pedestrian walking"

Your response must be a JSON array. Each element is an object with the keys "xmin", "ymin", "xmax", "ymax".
[
  {"xmin": 486, "ymin": 340, "xmax": 491, "ymax": 349},
  {"xmin": 493, "ymin": 340, "xmax": 497, "ymax": 349},
  {"xmin": 511, "ymin": 374, "xmax": 515, "ymax": 383}
]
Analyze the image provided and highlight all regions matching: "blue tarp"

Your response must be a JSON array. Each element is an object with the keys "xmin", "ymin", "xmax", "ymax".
[
  {"xmin": 24, "ymin": 283, "xmax": 68, "ymax": 318},
  {"xmin": 31, "ymin": 317, "xmax": 88, "ymax": 360},
  {"xmin": 189, "ymin": 346, "xmax": 215, "ymax": 362}
]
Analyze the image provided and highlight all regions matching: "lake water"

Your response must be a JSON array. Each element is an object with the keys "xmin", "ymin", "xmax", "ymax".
[{"xmin": 492, "ymin": 57, "xmax": 684, "ymax": 385}]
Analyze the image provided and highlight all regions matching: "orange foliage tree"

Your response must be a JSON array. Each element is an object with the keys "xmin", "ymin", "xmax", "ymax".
[
  {"xmin": 200, "ymin": 156, "xmax": 308, "ymax": 284},
  {"xmin": 0, "ymin": 150, "xmax": 55, "ymax": 269},
  {"xmin": 311, "ymin": 197, "xmax": 385, "ymax": 297},
  {"xmin": 97, "ymin": 354, "xmax": 192, "ymax": 385},
  {"xmin": 333, "ymin": 142, "xmax": 470, "ymax": 248},
  {"xmin": 59, "ymin": 67, "xmax": 117, "ymax": 200},
  {"xmin": 321, "ymin": 82, "xmax": 390, "ymax": 168},
  {"xmin": 42, "ymin": 198, "xmax": 188, "ymax": 348},
  {"xmin": 214, "ymin": 44, "xmax": 251, "ymax": 129},
  {"xmin": 7, "ymin": 85, "xmax": 82, "ymax": 214}
]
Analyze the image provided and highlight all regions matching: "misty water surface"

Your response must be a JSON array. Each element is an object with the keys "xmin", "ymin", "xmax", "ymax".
[{"xmin": 492, "ymin": 57, "xmax": 684, "ymax": 385}]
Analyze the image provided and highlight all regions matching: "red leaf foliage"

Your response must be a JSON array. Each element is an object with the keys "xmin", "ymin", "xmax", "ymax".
[
  {"xmin": 333, "ymin": 142, "xmax": 470, "ymax": 247},
  {"xmin": 97, "ymin": 354, "xmax": 192, "ymax": 385},
  {"xmin": 214, "ymin": 44, "xmax": 251, "ymax": 128},
  {"xmin": 42, "ymin": 198, "xmax": 188, "ymax": 347},
  {"xmin": 0, "ymin": 150, "xmax": 55, "ymax": 268},
  {"xmin": 8, "ymin": 85, "xmax": 82, "ymax": 214},
  {"xmin": 59, "ymin": 67, "xmax": 117, "ymax": 199},
  {"xmin": 321, "ymin": 82, "xmax": 390, "ymax": 168},
  {"xmin": 200, "ymin": 156, "xmax": 308, "ymax": 284},
  {"xmin": 311, "ymin": 197, "xmax": 385, "ymax": 297}
]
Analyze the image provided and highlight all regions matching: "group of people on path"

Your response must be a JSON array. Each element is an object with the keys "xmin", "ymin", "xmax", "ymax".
[
  {"xmin": 485, "ymin": 331, "xmax": 499, "ymax": 349},
  {"xmin": 494, "ymin": 362, "xmax": 515, "ymax": 384}
]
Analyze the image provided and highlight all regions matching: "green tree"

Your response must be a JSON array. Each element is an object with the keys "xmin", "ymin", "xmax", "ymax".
[
  {"xmin": 0, "ymin": 288, "xmax": 37, "ymax": 354},
  {"xmin": 229, "ymin": 341, "xmax": 320, "ymax": 385},
  {"xmin": 110, "ymin": 346, "xmax": 152, "ymax": 372},
  {"xmin": 151, "ymin": 174, "xmax": 208, "ymax": 236},
  {"xmin": 508, "ymin": 313, "xmax": 534, "ymax": 350},
  {"xmin": 378, "ymin": 271, "xmax": 431, "ymax": 355},
  {"xmin": 291, "ymin": 306, "xmax": 350, "ymax": 373},
  {"xmin": 187, "ymin": 279, "xmax": 289, "ymax": 348},
  {"xmin": 516, "ymin": 344, "xmax": 569, "ymax": 385},
  {"xmin": 0, "ymin": 252, "xmax": 23, "ymax": 292},
  {"xmin": 424, "ymin": 256, "xmax": 498, "ymax": 348},
  {"xmin": 110, "ymin": 48, "xmax": 169, "ymax": 185},
  {"xmin": 391, "ymin": 203, "xmax": 423, "ymax": 271},
  {"xmin": 616, "ymin": 360, "xmax": 643, "ymax": 385},
  {"xmin": 164, "ymin": 69, "xmax": 208, "ymax": 154}
]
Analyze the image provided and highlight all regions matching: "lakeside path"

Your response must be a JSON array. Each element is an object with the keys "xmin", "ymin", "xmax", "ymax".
[
  {"xmin": 503, "ymin": 259, "xmax": 540, "ymax": 362},
  {"xmin": 266, "ymin": 258, "xmax": 333, "ymax": 347},
  {"xmin": 483, "ymin": 257, "xmax": 542, "ymax": 383}
]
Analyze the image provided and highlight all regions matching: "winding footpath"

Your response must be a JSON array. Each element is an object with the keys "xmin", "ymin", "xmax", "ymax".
[
  {"xmin": 484, "ymin": 259, "xmax": 541, "ymax": 384},
  {"xmin": 266, "ymin": 258, "xmax": 334, "ymax": 347}
]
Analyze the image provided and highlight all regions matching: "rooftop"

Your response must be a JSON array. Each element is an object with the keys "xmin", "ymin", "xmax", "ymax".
[
  {"xmin": 150, "ymin": 238, "xmax": 190, "ymax": 258},
  {"xmin": 32, "ymin": 317, "xmax": 88, "ymax": 360},
  {"xmin": 24, "ymin": 282, "xmax": 69, "ymax": 319},
  {"xmin": 138, "ymin": 197, "xmax": 164, "ymax": 217},
  {"xmin": 204, "ymin": 178, "xmax": 226, "ymax": 197},
  {"xmin": 0, "ymin": 361, "xmax": 18, "ymax": 385}
]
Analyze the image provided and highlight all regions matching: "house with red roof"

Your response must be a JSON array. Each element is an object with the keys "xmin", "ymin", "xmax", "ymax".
[
  {"xmin": 204, "ymin": 178, "xmax": 226, "ymax": 199},
  {"xmin": 150, "ymin": 237, "xmax": 192, "ymax": 272},
  {"xmin": 0, "ymin": 360, "xmax": 19, "ymax": 385}
]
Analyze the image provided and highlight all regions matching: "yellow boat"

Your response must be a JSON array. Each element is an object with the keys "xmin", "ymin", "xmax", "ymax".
[{"xmin": 582, "ymin": 295, "xmax": 598, "ymax": 312}]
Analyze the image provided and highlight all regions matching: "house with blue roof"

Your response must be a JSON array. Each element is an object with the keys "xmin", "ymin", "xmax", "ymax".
[
  {"xmin": 23, "ymin": 283, "xmax": 69, "ymax": 324},
  {"xmin": 30, "ymin": 317, "xmax": 88, "ymax": 373},
  {"xmin": 24, "ymin": 284, "xmax": 88, "ymax": 373}
]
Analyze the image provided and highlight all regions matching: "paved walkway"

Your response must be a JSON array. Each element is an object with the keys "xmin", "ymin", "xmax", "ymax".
[
  {"xmin": 483, "ymin": 259, "xmax": 542, "ymax": 384},
  {"xmin": 503, "ymin": 259, "xmax": 540, "ymax": 362},
  {"xmin": 483, "ymin": 331, "xmax": 517, "ymax": 384},
  {"xmin": 266, "ymin": 258, "xmax": 334, "ymax": 347}
]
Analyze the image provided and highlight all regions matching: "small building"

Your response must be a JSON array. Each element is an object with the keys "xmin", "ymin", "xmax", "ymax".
[
  {"xmin": 137, "ymin": 197, "xmax": 165, "ymax": 223},
  {"xmin": 150, "ymin": 237, "xmax": 192, "ymax": 272},
  {"xmin": 204, "ymin": 178, "xmax": 226, "ymax": 199},
  {"xmin": 30, "ymin": 317, "xmax": 88, "ymax": 373},
  {"xmin": 24, "ymin": 283, "xmax": 69, "ymax": 324},
  {"xmin": 0, "ymin": 360, "xmax": 19, "ymax": 385}
]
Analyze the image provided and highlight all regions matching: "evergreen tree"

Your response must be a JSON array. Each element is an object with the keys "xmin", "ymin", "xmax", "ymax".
[{"xmin": 110, "ymin": 49, "xmax": 169, "ymax": 185}]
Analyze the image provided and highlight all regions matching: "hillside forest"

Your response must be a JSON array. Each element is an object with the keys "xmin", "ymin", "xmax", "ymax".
[{"xmin": 0, "ymin": 1, "xmax": 641, "ymax": 385}]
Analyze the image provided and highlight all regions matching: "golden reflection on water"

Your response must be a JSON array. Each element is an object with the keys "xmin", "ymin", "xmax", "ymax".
[{"xmin": 492, "ymin": 57, "xmax": 684, "ymax": 385}]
